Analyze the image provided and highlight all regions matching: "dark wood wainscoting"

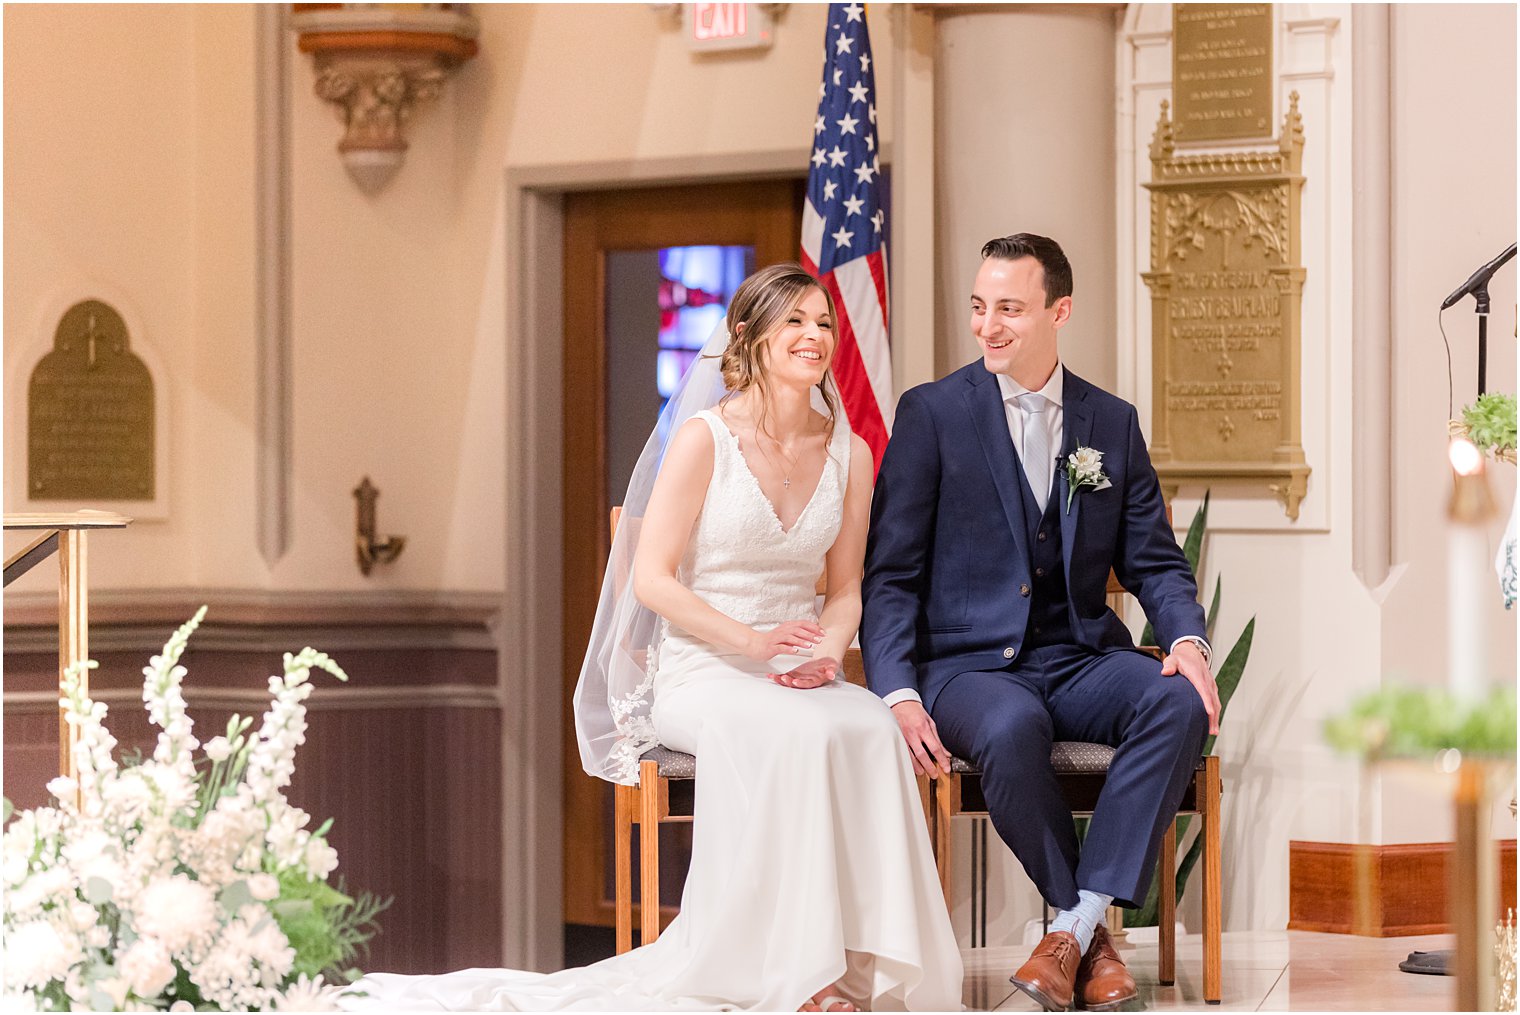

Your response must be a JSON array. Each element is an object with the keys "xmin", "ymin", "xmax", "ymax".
[
  {"xmin": 3, "ymin": 590, "xmax": 503, "ymax": 976},
  {"xmin": 1288, "ymin": 839, "xmax": 1518, "ymax": 936}
]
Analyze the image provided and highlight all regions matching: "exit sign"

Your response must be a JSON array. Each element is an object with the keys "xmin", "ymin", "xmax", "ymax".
[{"xmin": 686, "ymin": 3, "xmax": 774, "ymax": 52}]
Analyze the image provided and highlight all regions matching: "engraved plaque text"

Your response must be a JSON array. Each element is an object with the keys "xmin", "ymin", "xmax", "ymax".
[
  {"xmin": 28, "ymin": 300, "xmax": 155, "ymax": 501},
  {"xmin": 1173, "ymin": 3, "xmax": 1273, "ymax": 143}
]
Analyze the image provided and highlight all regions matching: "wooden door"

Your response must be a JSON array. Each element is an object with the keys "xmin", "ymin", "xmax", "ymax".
[{"xmin": 561, "ymin": 180, "xmax": 804, "ymax": 931}]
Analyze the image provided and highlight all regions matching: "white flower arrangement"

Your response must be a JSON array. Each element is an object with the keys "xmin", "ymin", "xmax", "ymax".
[
  {"xmin": 1062, "ymin": 445, "xmax": 1111, "ymax": 513},
  {"xmin": 2, "ymin": 609, "xmax": 388, "ymax": 1012}
]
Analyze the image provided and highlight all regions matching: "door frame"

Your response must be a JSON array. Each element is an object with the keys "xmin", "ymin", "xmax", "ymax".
[{"xmin": 499, "ymin": 149, "xmax": 810, "ymax": 973}]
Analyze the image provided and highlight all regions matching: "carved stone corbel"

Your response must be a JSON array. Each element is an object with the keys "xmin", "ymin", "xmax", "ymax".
[{"xmin": 292, "ymin": 5, "xmax": 479, "ymax": 192}]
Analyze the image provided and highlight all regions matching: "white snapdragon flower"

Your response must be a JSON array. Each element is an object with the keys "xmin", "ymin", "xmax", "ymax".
[
  {"xmin": 3, "ymin": 919, "xmax": 82, "ymax": 991},
  {"xmin": 304, "ymin": 838, "xmax": 339, "ymax": 880},
  {"xmin": 248, "ymin": 873, "xmax": 280, "ymax": 901},
  {"xmin": 101, "ymin": 769, "xmax": 155, "ymax": 822},
  {"xmin": 118, "ymin": 937, "xmax": 176, "ymax": 1001},
  {"xmin": 140, "ymin": 762, "xmax": 197, "ymax": 818},
  {"xmin": 44, "ymin": 776, "xmax": 77, "ymax": 804},
  {"xmin": 202, "ymin": 736, "xmax": 232, "ymax": 763},
  {"xmin": 61, "ymin": 830, "xmax": 125, "ymax": 900},
  {"xmin": 273, "ymin": 973, "xmax": 345, "ymax": 1011},
  {"xmin": 135, "ymin": 875, "xmax": 217, "ymax": 954}
]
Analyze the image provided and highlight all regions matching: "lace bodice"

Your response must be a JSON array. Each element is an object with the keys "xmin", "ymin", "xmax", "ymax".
[{"xmin": 663, "ymin": 409, "xmax": 851, "ymax": 645}]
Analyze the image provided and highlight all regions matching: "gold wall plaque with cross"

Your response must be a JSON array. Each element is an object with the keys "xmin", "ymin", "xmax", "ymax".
[{"xmin": 28, "ymin": 300, "xmax": 155, "ymax": 502}]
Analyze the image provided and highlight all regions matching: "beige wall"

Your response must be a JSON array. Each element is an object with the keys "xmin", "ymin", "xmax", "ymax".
[{"xmin": 3, "ymin": 3, "xmax": 899, "ymax": 594}]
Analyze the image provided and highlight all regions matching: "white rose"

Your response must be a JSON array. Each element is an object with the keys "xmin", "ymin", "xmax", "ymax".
[
  {"xmin": 247, "ymin": 873, "xmax": 280, "ymax": 901},
  {"xmin": 135, "ymin": 875, "xmax": 217, "ymax": 953},
  {"xmin": 119, "ymin": 938, "xmax": 175, "ymax": 1000}
]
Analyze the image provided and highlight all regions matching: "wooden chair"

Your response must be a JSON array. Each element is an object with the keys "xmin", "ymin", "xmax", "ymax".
[
  {"xmin": 929, "ymin": 570, "xmax": 1223, "ymax": 1004},
  {"xmin": 607, "ymin": 507, "xmax": 932, "ymax": 952}
]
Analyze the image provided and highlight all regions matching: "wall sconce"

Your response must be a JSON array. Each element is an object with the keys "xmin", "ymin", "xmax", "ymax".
[
  {"xmin": 353, "ymin": 476, "xmax": 405, "ymax": 575},
  {"xmin": 292, "ymin": 3, "xmax": 479, "ymax": 192}
]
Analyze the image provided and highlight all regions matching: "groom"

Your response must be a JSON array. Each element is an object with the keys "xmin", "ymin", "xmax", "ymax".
[{"xmin": 861, "ymin": 234, "xmax": 1217, "ymax": 1012}]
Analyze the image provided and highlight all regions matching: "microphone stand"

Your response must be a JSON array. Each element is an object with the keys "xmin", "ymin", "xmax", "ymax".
[
  {"xmin": 1476, "ymin": 279, "xmax": 1492, "ymax": 396},
  {"xmin": 1443, "ymin": 241, "xmax": 1517, "ymax": 396}
]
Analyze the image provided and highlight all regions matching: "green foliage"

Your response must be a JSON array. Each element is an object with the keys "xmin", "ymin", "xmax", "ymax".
[
  {"xmin": 1323, "ymin": 685, "xmax": 1517, "ymax": 758},
  {"xmin": 1462, "ymin": 392, "xmax": 1518, "ymax": 457},
  {"xmin": 271, "ymin": 869, "xmax": 393, "ymax": 984},
  {"xmin": 1126, "ymin": 493, "xmax": 1255, "ymax": 929}
]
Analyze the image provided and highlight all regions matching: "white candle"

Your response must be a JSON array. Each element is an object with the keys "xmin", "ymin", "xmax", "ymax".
[{"xmin": 1447, "ymin": 438, "xmax": 1495, "ymax": 702}]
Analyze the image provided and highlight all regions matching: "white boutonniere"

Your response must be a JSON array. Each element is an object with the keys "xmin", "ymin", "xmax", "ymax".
[{"xmin": 1063, "ymin": 446, "xmax": 1111, "ymax": 513}]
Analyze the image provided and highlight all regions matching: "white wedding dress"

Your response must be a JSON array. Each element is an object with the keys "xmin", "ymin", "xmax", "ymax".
[{"xmin": 346, "ymin": 410, "xmax": 962, "ymax": 1012}]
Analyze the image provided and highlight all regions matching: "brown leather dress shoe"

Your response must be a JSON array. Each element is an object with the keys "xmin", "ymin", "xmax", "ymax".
[
  {"xmin": 1009, "ymin": 930, "xmax": 1084, "ymax": 1011},
  {"xmin": 1076, "ymin": 924, "xmax": 1138, "ymax": 1011}
]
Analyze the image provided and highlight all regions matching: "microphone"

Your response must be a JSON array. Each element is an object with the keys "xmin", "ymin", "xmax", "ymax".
[{"xmin": 1441, "ymin": 242, "xmax": 1517, "ymax": 310}]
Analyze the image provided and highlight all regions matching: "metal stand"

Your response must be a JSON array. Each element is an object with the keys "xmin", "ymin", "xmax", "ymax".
[{"xmin": 3, "ymin": 511, "xmax": 131, "ymax": 783}]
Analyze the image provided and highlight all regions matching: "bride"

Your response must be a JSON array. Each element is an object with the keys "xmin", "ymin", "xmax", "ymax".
[{"xmin": 347, "ymin": 264, "xmax": 961, "ymax": 1012}]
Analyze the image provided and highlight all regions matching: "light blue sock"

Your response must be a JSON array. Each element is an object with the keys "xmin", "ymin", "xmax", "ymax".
[{"xmin": 1049, "ymin": 889, "xmax": 1113, "ymax": 953}]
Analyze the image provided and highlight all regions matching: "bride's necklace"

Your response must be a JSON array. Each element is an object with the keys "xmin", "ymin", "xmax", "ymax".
[{"xmin": 761, "ymin": 432, "xmax": 801, "ymax": 488}]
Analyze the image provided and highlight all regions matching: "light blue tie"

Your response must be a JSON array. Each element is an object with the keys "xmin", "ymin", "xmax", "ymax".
[{"xmin": 1017, "ymin": 392, "xmax": 1051, "ymax": 511}]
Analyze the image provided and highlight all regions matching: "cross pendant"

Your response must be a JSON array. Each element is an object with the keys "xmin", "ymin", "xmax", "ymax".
[{"xmin": 783, "ymin": 478, "xmax": 791, "ymax": 488}]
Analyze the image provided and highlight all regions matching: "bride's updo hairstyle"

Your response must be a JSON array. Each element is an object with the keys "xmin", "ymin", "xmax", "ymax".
[{"xmin": 718, "ymin": 262, "xmax": 841, "ymax": 446}]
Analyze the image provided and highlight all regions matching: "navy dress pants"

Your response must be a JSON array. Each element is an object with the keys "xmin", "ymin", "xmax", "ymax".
[{"xmin": 930, "ymin": 644, "xmax": 1210, "ymax": 910}]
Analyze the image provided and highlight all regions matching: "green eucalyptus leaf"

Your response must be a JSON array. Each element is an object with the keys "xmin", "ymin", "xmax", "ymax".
[
  {"xmin": 84, "ymin": 876, "xmax": 114, "ymax": 906},
  {"xmin": 219, "ymin": 879, "xmax": 253, "ymax": 915}
]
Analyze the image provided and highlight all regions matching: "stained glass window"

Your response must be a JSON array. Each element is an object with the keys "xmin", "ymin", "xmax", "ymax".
[{"xmin": 656, "ymin": 245, "xmax": 754, "ymax": 416}]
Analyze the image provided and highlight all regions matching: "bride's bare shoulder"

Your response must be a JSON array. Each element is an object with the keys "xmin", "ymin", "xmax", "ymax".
[{"xmin": 669, "ymin": 416, "xmax": 717, "ymax": 456}]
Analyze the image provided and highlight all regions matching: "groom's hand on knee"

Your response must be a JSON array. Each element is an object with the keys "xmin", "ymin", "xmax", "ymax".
[
  {"xmin": 1161, "ymin": 641, "xmax": 1221, "ymax": 735},
  {"xmin": 890, "ymin": 701, "xmax": 953, "ymax": 778}
]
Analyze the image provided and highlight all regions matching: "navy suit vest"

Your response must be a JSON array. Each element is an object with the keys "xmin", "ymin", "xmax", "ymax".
[{"xmin": 1018, "ymin": 469, "xmax": 1075, "ymax": 649}]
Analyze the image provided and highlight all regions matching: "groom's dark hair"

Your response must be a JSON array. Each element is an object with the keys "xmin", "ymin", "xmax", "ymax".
[{"xmin": 980, "ymin": 233, "xmax": 1073, "ymax": 307}]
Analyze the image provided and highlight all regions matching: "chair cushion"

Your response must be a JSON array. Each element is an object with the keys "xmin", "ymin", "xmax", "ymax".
[
  {"xmin": 949, "ymin": 742, "xmax": 1116, "ymax": 775},
  {"xmin": 642, "ymin": 743, "xmax": 1117, "ymax": 782},
  {"xmin": 640, "ymin": 746, "xmax": 697, "ymax": 779}
]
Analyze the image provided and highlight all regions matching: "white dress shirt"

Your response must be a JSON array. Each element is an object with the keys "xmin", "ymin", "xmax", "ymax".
[{"xmin": 881, "ymin": 364, "xmax": 1209, "ymax": 710}]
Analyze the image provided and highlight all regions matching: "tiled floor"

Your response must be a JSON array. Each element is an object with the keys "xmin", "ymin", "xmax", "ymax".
[{"xmin": 963, "ymin": 929, "xmax": 1460, "ymax": 1011}]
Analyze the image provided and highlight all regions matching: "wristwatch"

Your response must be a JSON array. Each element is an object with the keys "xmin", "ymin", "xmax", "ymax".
[{"xmin": 1175, "ymin": 635, "xmax": 1212, "ymax": 667}]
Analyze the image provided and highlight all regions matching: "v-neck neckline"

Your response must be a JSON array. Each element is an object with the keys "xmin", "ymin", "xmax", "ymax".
[{"xmin": 710, "ymin": 410, "xmax": 830, "ymax": 536}]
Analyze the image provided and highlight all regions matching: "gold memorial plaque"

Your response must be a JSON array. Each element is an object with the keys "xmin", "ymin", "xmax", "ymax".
[
  {"xmin": 1143, "ymin": 94, "xmax": 1310, "ymax": 520},
  {"xmin": 28, "ymin": 300, "xmax": 155, "ymax": 501},
  {"xmin": 1172, "ymin": 3, "xmax": 1273, "ymax": 143}
]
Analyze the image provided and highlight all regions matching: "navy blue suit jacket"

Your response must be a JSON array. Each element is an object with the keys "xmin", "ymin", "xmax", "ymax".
[{"xmin": 861, "ymin": 362, "xmax": 1206, "ymax": 711}]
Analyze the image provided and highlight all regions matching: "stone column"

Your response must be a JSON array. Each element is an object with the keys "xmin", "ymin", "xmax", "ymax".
[{"xmin": 933, "ymin": 5, "xmax": 1120, "ymax": 390}]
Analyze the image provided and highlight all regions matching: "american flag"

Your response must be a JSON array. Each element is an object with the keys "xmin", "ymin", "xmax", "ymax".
[{"xmin": 803, "ymin": 1, "xmax": 891, "ymax": 470}]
